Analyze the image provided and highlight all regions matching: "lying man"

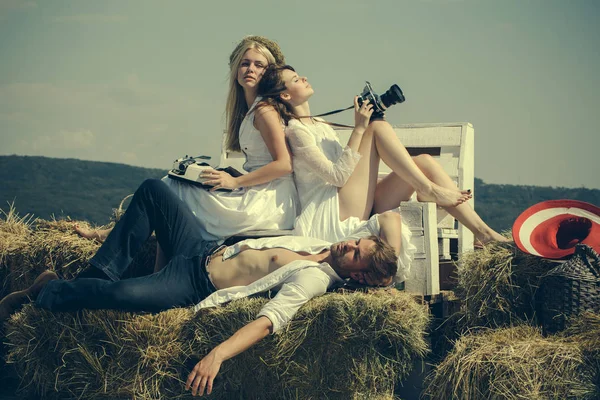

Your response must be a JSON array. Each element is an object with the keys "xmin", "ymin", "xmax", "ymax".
[{"xmin": 0, "ymin": 179, "xmax": 401, "ymax": 397}]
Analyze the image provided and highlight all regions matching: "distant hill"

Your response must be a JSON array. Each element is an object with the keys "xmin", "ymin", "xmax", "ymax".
[
  {"xmin": 0, "ymin": 155, "xmax": 166, "ymax": 224},
  {"xmin": 1, "ymin": 155, "xmax": 599, "ymax": 231},
  {"xmin": 474, "ymin": 178, "xmax": 600, "ymax": 233}
]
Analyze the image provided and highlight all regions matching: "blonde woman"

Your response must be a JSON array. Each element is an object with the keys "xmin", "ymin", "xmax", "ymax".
[
  {"xmin": 160, "ymin": 36, "xmax": 298, "ymax": 241},
  {"xmin": 77, "ymin": 37, "xmax": 298, "ymax": 266}
]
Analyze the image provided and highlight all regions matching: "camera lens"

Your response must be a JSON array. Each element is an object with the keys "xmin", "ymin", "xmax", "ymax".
[{"xmin": 380, "ymin": 85, "xmax": 405, "ymax": 108}]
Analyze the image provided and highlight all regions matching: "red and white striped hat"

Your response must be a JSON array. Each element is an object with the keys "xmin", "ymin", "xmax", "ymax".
[{"xmin": 512, "ymin": 200, "xmax": 600, "ymax": 259}]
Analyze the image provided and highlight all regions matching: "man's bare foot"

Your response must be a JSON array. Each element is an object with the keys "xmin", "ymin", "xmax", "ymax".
[
  {"xmin": 0, "ymin": 270, "xmax": 58, "ymax": 321},
  {"xmin": 29, "ymin": 270, "xmax": 59, "ymax": 297},
  {"xmin": 417, "ymin": 184, "xmax": 472, "ymax": 207},
  {"xmin": 74, "ymin": 224, "xmax": 111, "ymax": 243}
]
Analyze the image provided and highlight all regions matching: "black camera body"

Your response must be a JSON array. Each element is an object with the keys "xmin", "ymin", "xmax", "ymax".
[{"xmin": 357, "ymin": 81, "xmax": 405, "ymax": 120}]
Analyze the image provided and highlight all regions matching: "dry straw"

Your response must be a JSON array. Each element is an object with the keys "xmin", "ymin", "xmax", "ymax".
[
  {"xmin": 0, "ymin": 205, "xmax": 155, "ymax": 298},
  {"xmin": 562, "ymin": 312, "xmax": 600, "ymax": 388},
  {"xmin": 454, "ymin": 241, "xmax": 557, "ymax": 330},
  {"xmin": 425, "ymin": 325, "xmax": 598, "ymax": 400},
  {"xmin": 5, "ymin": 289, "xmax": 428, "ymax": 399},
  {"xmin": 563, "ymin": 312, "xmax": 600, "ymax": 352},
  {"xmin": 0, "ymin": 204, "xmax": 35, "ymax": 297}
]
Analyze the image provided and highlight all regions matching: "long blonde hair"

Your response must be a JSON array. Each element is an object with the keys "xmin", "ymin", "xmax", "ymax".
[{"xmin": 225, "ymin": 41, "xmax": 277, "ymax": 152}]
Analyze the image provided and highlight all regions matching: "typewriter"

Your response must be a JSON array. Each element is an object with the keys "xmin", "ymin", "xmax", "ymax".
[{"xmin": 167, "ymin": 155, "xmax": 243, "ymax": 192}]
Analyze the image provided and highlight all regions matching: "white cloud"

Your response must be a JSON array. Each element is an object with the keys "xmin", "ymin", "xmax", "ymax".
[
  {"xmin": 119, "ymin": 151, "xmax": 138, "ymax": 165},
  {"xmin": 57, "ymin": 129, "xmax": 95, "ymax": 149},
  {"xmin": 50, "ymin": 14, "xmax": 128, "ymax": 24},
  {"xmin": 30, "ymin": 130, "xmax": 94, "ymax": 154},
  {"xmin": 0, "ymin": 76, "xmax": 219, "ymax": 168}
]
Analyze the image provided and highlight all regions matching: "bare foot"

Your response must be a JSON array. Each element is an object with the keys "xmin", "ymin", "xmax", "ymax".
[
  {"xmin": 417, "ymin": 184, "xmax": 472, "ymax": 207},
  {"xmin": 0, "ymin": 270, "xmax": 58, "ymax": 321},
  {"xmin": 0, "ymin": 288, "xmax": 31, "ymax": 321},
  {"xmin": 74, "ymin": 224, "xmax": 111, "ymax": 243},
  {"xmin": 475, "ymin": 232, "xmax": 512, "ymax": 247},
  {"xmin": 29, "ymin": 270, "xmax": 59, "ymax": 297}
]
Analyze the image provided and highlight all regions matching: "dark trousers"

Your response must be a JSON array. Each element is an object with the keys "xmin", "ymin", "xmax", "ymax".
[{"xmin": 37, "ymin": 179, "xmax": 217, "ymax": 312}]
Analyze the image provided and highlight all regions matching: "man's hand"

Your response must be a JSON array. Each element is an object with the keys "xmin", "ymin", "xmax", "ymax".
[
  {"xmin": 186, "ymin": 348, "xmax": 223, "ymax": 396},
  {"xmin": 185, "ymin": 317, "xmax": 273, "ymax": 396}
]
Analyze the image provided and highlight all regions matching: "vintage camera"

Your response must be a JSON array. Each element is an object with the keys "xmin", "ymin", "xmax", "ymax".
[{"xmin": 357, "ymin": 82, "xmax": 405, "ymax": 119}]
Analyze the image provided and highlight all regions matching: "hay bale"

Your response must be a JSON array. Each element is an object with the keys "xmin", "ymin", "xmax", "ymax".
[
  {"xmin": 28, "ymin": 219, "xmax": 155, "ymax": 281},
  {"xmin": 6, "ymin": 306, "xmax": 192, "ymax": 399},
  {"xmin": 0, "ymin": 205, "xmax": 35, "ymax": 297},
  {"xmin": 23, "ymin": 219, "xmax": 101, "ymax": 282},
  {"xmin": 5, "ymin": 289, "xmax": 428, "ymax": 399},
  {"xmin": 0, "ymin": 216, "xmax": 156, "ymax": 298},
  {"xmin": 563, "ymin": 312, "xmax": 600, "ymax": 388},
  {"xmin": 563, "ymin": 312, "xmax": 600, "ymax": 352},
  {"xmin": 425, "ymin": 325, "xmax": 598, "ymax": 400},
  {"xmin": 454, "ymin": 241, "xmax": 557, "ymax": 330}
]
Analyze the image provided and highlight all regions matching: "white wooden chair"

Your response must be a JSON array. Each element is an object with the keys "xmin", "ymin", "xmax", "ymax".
[{"xmin": 219, "ymin": 122, "xmax": 475, "ymax": 296}]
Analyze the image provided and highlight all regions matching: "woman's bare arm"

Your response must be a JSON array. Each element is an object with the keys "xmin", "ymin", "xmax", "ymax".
[
  {"xmin": 202, "ymin": 105, "xmax": 293, "ymax": 190},
  {"xmin": 234, "ymin": 105, "xmax": 293, "ymax": 187}
]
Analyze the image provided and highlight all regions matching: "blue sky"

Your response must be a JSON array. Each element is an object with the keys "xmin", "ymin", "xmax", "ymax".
[{"xmin": 1, "ymin": 0, "xmax": 599, "ymax": 188}]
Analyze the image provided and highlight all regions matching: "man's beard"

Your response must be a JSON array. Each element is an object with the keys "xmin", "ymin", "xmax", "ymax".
[{"xmin": 329, "ymin": 243, "xmax": 346, "ymax": 272}]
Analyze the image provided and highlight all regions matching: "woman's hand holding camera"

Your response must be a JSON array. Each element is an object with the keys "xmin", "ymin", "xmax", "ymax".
[
  {"xmin": 201, "ymin": 168, "xmax": 240, "ymax": 191},
  {"xmin": 354, "ymin": 96, "xmax": 373, "ymax": 132}
]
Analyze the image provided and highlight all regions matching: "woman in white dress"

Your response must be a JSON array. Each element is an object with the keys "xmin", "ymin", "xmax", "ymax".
[
  {"xmin": 257, "ymin": 65, "xmax": 508, "ymax": 271},
  {"xmin": 77, "ymin": 37, "xmax": 299, "ymax": 268},
  {"xmin": 161, "ymin": 36, "xmax": 298, "ymax": 242}
]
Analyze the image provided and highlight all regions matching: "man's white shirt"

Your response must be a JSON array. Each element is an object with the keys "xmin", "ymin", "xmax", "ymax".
[
  {"xmin": 193, "ymin": 235, "xmax": 344, "ymax": 332},
  {"xmin": 193, "ymin": 215, "xmax": 388, "ymax": 333}
]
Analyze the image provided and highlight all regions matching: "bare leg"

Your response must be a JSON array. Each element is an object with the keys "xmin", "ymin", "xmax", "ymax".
[
  {"xmin": 337, "ymin": 127, "xmax": 380, "ymax": 221},
  {"xmin": 370, "ymin": 121, "xmax": 471, "ymax": 207},
  {"xmin": 372, "ymin": 172, "xmax": 415, "ymax": 212},
  {"xmin": 337, "ymin": 120, "xmax": 470, "ymax": 221},
  {"xmin": 74, "ymin": 224, "xmax": 112, "ymax": 243},
  {"xmin": 373, "ymin": 154, "xmax": 509, "ymax": 244}
]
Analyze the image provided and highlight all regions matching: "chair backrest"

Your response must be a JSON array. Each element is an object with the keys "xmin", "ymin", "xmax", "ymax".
[{"xmin": 219, "ymin": 130, "xmax": 247, "ymax": 172}]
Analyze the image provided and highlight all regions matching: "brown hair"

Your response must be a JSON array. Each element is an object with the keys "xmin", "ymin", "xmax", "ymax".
[
  {"xmin": 365, "ymin": 235, "xmax": 398, "ymax": 283},
  {"xmin": 257, "ymin": 65, "xmax": 299, "ymax": 125}
]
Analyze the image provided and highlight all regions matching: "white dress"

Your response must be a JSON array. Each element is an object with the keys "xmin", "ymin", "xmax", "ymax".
[
  {"xmin": 286, "ymin": 118, "xmax": 416, "ymax": 281},
  {"xmin": 163, "ymin": 97, "xmax": 299, "ymax": 241}
]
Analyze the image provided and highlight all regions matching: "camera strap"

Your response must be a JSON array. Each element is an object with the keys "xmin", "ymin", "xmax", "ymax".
[
  {"xmin": 314, "ymin": 105, "xmax": 353, "ymax": 118},
  {"xmin": 297, "ymin": 105, "xmax": 356, "ymax": 129}
]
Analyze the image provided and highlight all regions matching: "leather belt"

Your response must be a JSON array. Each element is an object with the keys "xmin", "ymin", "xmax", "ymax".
[{"xmin": 205, "ymin": 244, "xmax": 227, "ymax": 272}]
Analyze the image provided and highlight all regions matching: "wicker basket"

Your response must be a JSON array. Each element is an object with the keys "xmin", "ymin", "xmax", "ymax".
[{"xmin": 540, "ymin": 244, "xmax": 600, "ymax": 334}]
